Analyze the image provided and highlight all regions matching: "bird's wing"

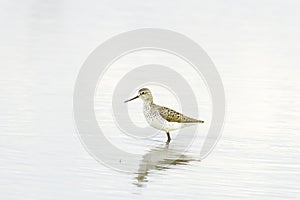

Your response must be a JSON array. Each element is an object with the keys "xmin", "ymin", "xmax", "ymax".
[{"xmin": 157, "ymin": 106, "xmax": 204, "ymax": 123}]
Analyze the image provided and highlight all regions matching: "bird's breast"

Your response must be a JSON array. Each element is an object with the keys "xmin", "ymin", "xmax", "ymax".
[
  {"xmin": 143, "ymin": 105, "xmax": 165, "ymax": 129},
  {"xmin": 143, "ymin": 105, "xmax": 156, "ymax": 122}
]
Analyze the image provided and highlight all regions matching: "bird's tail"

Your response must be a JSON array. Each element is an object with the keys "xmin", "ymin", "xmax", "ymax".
[{"xmin": 185, "ymin": 120, "xmax": 204, "ymax": 123}]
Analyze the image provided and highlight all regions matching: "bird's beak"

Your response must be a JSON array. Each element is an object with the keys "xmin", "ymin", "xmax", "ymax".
[{"xmin": 124, "ymin": 95, "xmax": 139, "ymax": 103}]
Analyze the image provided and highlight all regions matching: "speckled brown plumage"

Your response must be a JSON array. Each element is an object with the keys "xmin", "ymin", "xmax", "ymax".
[{"xmin": 158, "ymin": 106, "xmax": 204, "ymax": 123}]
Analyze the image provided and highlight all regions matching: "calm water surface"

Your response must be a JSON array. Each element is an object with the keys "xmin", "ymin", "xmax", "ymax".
[{"xmin": 0, "ymin": 0, "xmax": 299, "ymax": 199}]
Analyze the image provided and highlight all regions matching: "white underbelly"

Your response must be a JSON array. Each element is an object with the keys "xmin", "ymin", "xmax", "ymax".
[{"xmin": 147, "ymin": 116, "xmax": 187, "ymax": 132}]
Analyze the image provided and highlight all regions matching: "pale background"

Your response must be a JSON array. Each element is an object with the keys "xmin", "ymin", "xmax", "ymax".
[{"xmin": 0, "ymin": 0, "xmax": 299, "ymax": 199}]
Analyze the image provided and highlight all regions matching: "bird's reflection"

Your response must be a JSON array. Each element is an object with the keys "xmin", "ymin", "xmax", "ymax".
[{"xmin": 133, "ymin": 142, "xmax": 198, "ymax": 187}]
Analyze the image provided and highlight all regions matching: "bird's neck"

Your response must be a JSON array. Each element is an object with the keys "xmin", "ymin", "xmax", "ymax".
[{"xmin": 143, "ymin": 99, "xmax": 153, "ymax": 108}]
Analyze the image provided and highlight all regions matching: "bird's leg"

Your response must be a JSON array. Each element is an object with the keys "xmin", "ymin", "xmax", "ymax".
[{"xmin": 166, "ymin": 132, "xmax": 171, "ymax": 143}]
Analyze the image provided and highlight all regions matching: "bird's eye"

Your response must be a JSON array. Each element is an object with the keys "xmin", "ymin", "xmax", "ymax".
[{"xmin": 141, "ymin": 92, "xmax": 145, "ymax": 94}]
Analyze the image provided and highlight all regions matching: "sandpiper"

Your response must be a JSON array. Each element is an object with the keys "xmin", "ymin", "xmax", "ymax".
[{"xmin": 124, "ymin": 88, "xmax": 204, "ymax": 143}]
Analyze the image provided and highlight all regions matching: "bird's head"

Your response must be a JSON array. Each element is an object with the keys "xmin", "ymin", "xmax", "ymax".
[{"xmin": 124, "ymin": 88, "xmax": 153, "ymax": 103}]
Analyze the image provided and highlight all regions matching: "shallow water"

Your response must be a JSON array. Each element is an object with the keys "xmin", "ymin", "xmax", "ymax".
[{"xmin": 0, "ymin": 0, "xmax": 300, "ymax": 199}]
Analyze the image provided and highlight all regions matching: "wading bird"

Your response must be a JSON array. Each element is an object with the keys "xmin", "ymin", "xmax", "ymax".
[{"xmin": 124, "ymin": 88, "xmax": 204, "ymax": 143}]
